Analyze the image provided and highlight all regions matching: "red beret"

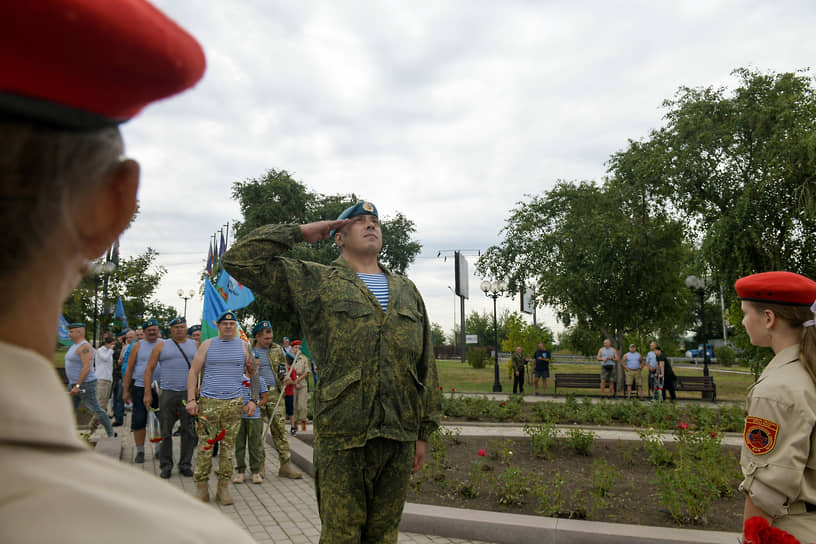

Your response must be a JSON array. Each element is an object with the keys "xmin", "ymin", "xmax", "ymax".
[
  {"xmin": 735, "ymin": 271, "xmax": 816, "ymax": 306},
  {"xmin": 290, "ymin": 340, "xmax": 302, "ymax": 346},
  {"xmin": 0, "ymin": 0, "xmax": 205, "ymax": 129}
]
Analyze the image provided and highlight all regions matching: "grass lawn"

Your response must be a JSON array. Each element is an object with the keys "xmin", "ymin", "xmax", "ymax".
[{"xmin": 435, "ymin": 357, "xmax": 756, "ymax": 402}]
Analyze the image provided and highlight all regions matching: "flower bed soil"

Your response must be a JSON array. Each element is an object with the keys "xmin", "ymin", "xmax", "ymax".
[{"xmin": 301, "ymin": 434, "xmax": 743, "ymax": 533}]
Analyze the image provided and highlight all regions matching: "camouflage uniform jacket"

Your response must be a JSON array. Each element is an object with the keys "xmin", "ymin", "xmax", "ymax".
[
  {"xmin": 223, "ymin": 224, "xmax": 441, "ymax": 451},
  {"xmin": 511, "ymin": 352, "xmax": 525, "ymax": 373},
  {"xmin": 260, "ymin": 342, "xmax": 288, "ymax": 394}
]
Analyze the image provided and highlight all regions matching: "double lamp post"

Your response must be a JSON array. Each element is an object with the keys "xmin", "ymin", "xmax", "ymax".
[{"xmin": 480, "ymin": 279, "xmax": 508, "ymax": 393}]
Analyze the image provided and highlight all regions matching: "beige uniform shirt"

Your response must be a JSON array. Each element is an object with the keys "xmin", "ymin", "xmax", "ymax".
[
  {"xmin": 0, "ymin": 340, "xmax": 253, "ymax": 543},
  {"xmin": 740, "ymin": 344, "xmax": 816, "ymax": 539}
]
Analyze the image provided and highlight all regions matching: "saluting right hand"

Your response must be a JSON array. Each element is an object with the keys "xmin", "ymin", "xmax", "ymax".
[{"xmin": 300, "ymin": 220, "xmax": 352, "ymax": 242}]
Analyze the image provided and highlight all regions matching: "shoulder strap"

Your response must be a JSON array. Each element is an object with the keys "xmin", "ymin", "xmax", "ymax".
[{"xmin": 172, "ymin": 339, "xmax": 192, "ymax": 368}]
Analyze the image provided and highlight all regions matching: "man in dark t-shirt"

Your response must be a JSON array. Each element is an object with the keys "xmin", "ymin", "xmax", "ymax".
[
  {"xmin": 656, "ymin": 347, "xmax": 676, "ymax": 401},
  {"xmin": 533, "ymin": 342, "xmax": 552, "ymax": 396}
]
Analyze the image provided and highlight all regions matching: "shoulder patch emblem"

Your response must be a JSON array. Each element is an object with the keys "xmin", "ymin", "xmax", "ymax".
[{"xmin": 744, "ymin": 416, "xmax": 778, "ymax": 455}]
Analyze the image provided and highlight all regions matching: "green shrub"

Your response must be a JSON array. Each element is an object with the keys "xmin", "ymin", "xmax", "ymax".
[
  {"xmin": 638, "ymin": 428, "xmax": 673, "ymax": 466},
  {"xmin": 591, "ymin": 459, "xmax": 615, "ymax": 497},
  {"xmin": 495, "ymin": 467, "xmax": 529, "ymax": 505},
  {"xmin": 524, "ymin": 423, "xmax": 558, "ymax": 459},
  {"xmin": 466, "ymin": 347, "xmax": 489, "ymax": 369},
  {"xmin": 714, "ymin": 345, "xmax": 736, "ymax": 367},
  {"xmin": 565, "ymin": 428, "xmax": 595, "ymax": 455}
]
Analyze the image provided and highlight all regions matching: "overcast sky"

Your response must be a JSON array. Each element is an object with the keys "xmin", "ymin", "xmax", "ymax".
[{"xmin": 117, "ymin": 0, "xmax": 816, "ymax": 341}]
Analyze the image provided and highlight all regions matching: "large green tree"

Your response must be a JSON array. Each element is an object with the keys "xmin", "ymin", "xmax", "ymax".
[
  {"xmin": 500, "ymin": 312, "xmax": 554, "ymax": 356},
  {"xmin": 608, "ymin": 67, "xmax": 816, "ymax": 292},
  {"xmin": 477, "ymin": 181, "xmax": 689, "ymax": 352},
  {"xmin": 62, "ymin": 248, "xmax": 177, "ymax": 339},
  {"xmin": 230, "ymin": 169, "xmax": 423, "ymax": 338}
]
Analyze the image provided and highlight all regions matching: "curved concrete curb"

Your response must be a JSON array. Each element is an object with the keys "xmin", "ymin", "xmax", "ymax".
[{"xmin": 285, "ymin": 435, "xmax": 739, "ymax": 544}]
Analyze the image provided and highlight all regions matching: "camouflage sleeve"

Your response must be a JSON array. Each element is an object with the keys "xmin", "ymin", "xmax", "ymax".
[
  {"xmin": 416, "ymin": 285, "xmax": 441, "ymax": 442},
  {"xmin": 222, "ymin": 224, "xmax": 323, "ymax": 313}
]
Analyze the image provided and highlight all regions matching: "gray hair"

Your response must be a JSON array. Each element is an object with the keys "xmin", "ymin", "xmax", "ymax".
[{"xmin": 0, "ymin": 120, "xmax": 124, "ymax": 279}]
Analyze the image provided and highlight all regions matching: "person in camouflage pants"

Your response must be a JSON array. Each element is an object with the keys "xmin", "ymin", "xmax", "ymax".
[
  {"xmin": 194, "ymin": 397, "xmax": 242, "ymax": 480},
  {"xmin": 224, "ymin": 201, "xmax": 441, "ymax": 544},
  {"xmin": 251, "ymin": 321, "xmax": 302, "ymax": 479},
  {"xmin": 186, "ymin": 311, "xmax": 255, "ymax": 505}
]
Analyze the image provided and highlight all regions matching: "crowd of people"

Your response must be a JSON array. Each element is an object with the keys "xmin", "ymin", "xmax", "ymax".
[
  {"xmin": 596, "ymin": 340, "xmax": 676, "ymax": 401},
  {"xmin": 72, "ymin": 313, "xmax": 307, "ymax": 503}
]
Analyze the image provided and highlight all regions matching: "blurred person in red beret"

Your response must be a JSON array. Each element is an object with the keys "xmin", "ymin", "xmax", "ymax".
[
  {"xmin": 0, "ymin": 1, "xmax": 253, "ymax": 542},
  {"xmin": 736, "ymin": 271, "xmax": 816, "ymax": 542}
]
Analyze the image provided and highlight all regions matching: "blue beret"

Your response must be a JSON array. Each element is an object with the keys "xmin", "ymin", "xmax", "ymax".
[
  {"xmin": 142, "ymin": 318, "xmax": 159, "ymax": 329},
  {"xmin": 187, "ymin": 324, "xmax": 201, "ymax": 335},
  {"xmin": 252, "ymin": 320, "xmax": 272, "ymax": 337},
  {"xmin": 330, "ymin": 201, "xmax": 378, "ymax": 237},
  {"xmin": 217, "ymin": 311, "xmax": 237, "ymax": 323},
  {"xmin": 67, "ymin": 322, "xmax": 85, "ymax": 329},
  {"xmin": 168, "ymin": 316, "xmax": 186, "ymax": 326}
]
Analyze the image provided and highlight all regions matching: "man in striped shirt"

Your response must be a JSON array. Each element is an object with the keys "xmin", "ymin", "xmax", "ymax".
[
  {"xmin": 223, "ymin": 201, "xmax": 441, "ymax": 544},
  {"xmin": 185, "ymin": 311, "xmax": 255, "ymax": 505},
  {"xmin": 144, "ymin": 316, "xmax": 197, "ymax": 479}
]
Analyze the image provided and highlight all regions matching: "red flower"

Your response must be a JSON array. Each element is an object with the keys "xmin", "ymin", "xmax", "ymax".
[
  {"xmin": 451, "ymin": 388, "xmax": 456, "ymax": 392},
  {"xmin": 242, "ymin": 380, "xmax": 251, "ymax": 387},
  {"xmin": 477, "ymin": 449, "xmax": 486, "ymax": 457},
  {"xmin": 207, "ymin": 438, "xmax": 216, "ymax": 445},
  {"xmin": 678, "ymin": 422, "xmax": 689, "ymax": 430},
  {"xmin": 215, "ymin": 428, "xmax": 226, "ymax": 442},
  {"xmin": 440, "ymin": 386, "xmax": 443, "ymax": 391},
  {"xmin": 744, "ymin": 516, "xmax": 801, "ymax": 544},
  {"xmin": 149, "ymin": 437, "xmax": 162, "ymax": 443},
  {"xmin": 709, "ymin": 431, "xmax": 717, "ymax": 438},
  {"xmin": 501, "ymin": 401, "xmax": 506, "ymax": 406},
  {"xmin": 203, "ymin": 445, "xmax": 212, "ymax": 450}
]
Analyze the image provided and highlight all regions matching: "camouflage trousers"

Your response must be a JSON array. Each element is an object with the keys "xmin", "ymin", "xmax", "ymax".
[
  {"xmin": 314, "ymin": 438, "xmax": 415, "ymax": 544},
  {"xmin": 193, "ymin": 396, "xmax": 242, "ymax": 482},
  {"xmin": 234, "ymin": 417, "xmax": 263, "ymax": 474},
  {"xmin": 260, "ymin": 391, "xmax": 291, "ymax": 465}
]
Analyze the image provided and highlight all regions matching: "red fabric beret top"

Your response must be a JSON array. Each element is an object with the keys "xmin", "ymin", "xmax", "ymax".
[
  {"xmin": 735, "ymin": 271, "xmax": 816, "ymax": 306},
  {"xmin": 290, "ymin": 340, "xmax": 302, "ymax": 346},
  {"xmin": 0, "ymin": 0, "xmax": 206, "ymax": 129}
]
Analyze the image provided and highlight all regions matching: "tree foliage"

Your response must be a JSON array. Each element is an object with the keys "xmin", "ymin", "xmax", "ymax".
[
  {"xmin": 457, "ymin": 308, "xmax": 513, "ymax": 348},
  {"xmin": 500, "ymin": 312, "xmax": 554, "ymax": 356},
  {"xmin": 609, "ymin": 67, "xmax": 816, "ymax": 292},
  {"xmin": 477, "ymin": 181, "xmax": 689, "ymax": 351},
  {"xmin": 230, "ymin": 169, "xmax": 423, "ymax": 337},
  {"xmin": 430, "ymin": 322, "xmax": 447, "ymax": 347},
  {"xmin": 62, "ymin": 248, "xmax": 178, "ymax": 338}
]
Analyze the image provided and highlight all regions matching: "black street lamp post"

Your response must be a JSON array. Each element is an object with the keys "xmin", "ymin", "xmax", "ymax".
[
  {"xmin": 177, "ymin": 288, "xmax": 195, "ymax": 319},
  {"xmin": 685, "ymin": 275, "xmax": 712, "ymax": 384},
  {"xmin": 480, "ymin": 279, "xmax": 508, "ymax": 393}
]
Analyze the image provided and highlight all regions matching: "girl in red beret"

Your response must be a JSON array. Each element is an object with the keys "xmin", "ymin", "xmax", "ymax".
[{"xmin": 736, "ymin": 271, "xmax": 816, "ymax": 542}]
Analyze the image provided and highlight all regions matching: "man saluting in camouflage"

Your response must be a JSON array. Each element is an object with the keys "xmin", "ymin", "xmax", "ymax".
[{"xmin": 223, "ymin": 201, "xmax": 441, "ymax": 544}]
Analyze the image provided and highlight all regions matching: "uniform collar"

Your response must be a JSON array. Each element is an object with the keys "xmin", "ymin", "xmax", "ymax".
[
  {"xmin": 758, "ymin": 343, "xmax": 801, "ymax": 383},
  {"xmin": 0, "ymin": 340, "xmax": 87, "ymax": 450},
  {"xmin": 331, "ymin": 255, "xmax": 392, "ymax": 276}
]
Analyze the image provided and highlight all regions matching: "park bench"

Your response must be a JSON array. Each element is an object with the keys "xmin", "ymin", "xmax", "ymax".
[
  {"xmin": 554, "ymin": 373, "xmax": 600, "ymax": 396},
  {"xmin": 675, "ymin": 375, "xmax": 717, "ymax": 401},
  {"xmin": 554, "ymin": 372, "xmax": 717, "ymax": 401}
]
